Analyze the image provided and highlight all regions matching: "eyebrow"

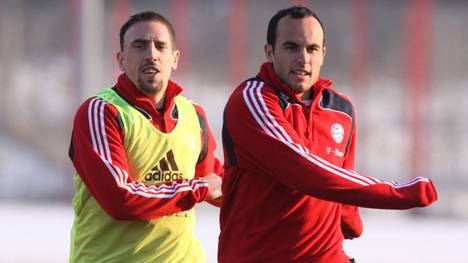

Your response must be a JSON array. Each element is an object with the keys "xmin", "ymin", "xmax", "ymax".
[
  {"xmin": 130, "ymin": 38, "xmax": 168, "ymax": 47},
  {"xmin": 130, "ymin": 39, "xmax": 146, "ymax": 45},
  {"xmin": 308, "ymin": 43, "xmax": 321, "ymax": 49},
  {"xmin": 281, "ymin": 41, "xmax": 321, "ymax": 49},
  {"xmin": 281, "ymin": 41, "xmax": 298, "ymax": 47}
]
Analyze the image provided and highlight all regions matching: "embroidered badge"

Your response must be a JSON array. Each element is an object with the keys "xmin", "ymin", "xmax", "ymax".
[{"xmin": 330, "ymin": 123, "xmax": 344, "ymax": 144}]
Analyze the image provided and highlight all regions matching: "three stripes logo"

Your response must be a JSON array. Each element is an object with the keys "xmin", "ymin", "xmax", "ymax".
[{"xmin": 144, "ymin": 150, "xmax": 184, "ymax": 182}]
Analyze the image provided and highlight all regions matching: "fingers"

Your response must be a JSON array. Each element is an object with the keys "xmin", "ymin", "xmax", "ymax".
[
  {"xmin": 203, "ymin": 173, "xmax": 222, "ymax": 201},
  {"xmin": 420, "ymin": 180, "xmax": 438, "ymax": 206},
  {"xmin": 406, "ymin": 179, "xmax": 438, "ymax": 207}
]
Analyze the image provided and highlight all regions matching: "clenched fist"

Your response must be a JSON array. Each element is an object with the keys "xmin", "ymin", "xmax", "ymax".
[{"xmin": 203, "ymin": 173, "xmax": 222, "ymax": 201}]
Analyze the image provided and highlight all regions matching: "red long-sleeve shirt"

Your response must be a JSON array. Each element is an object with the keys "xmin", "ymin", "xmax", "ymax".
[
  {"xmin": 218, "ymin": 63, "xmax": 437, "ymax": 263},
  {"xmin": 69, "ymin": 74, "xmax": 222, "ymax": 220}
]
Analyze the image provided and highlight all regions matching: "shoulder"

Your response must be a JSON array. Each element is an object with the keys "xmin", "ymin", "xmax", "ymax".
[
  {"xmin": 172, "ymin": 95, "xmax": 209, "ymax": 127},
  {"xmin": 174, "ymin": 94, "xmax": 207, "ymax": 119},
  {"xmin": 325, "ymin": 85, "xmax": 353, "ymax": 103},
  {"xmin": 318, "ymin": 87, "xmax": 355, "ymax": 120},
  {"xmin": 190, "ymin": 101, "xmax": 208, "ymax": 120},
  {"xmin": 228, "ymin": 78, "xmax": 279, "ymax": 108},
  {"xmin": 74, "ymin": 96, "xmax": 119, "ymax": 123},
  {"xmin": 316, "ymin": 79, "xmax": 353, "ymax": 105}
]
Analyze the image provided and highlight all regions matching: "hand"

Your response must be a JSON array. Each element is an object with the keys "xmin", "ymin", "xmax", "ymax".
[
  {"xmin": 410, "ymin": 177, "xmax": 438, "ymax": 207},
  {"xmin": 392, "ymin": 177, "xmax": 438, "ymax": 209},
  {"xmin": 203, "ymin": 173, "xmax": 222, "ymax": 201}
]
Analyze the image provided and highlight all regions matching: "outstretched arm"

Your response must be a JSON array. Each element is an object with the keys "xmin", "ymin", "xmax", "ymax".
[{"xmin": 224, "ymin": 80, "xmax": 437, "ymax": 209}]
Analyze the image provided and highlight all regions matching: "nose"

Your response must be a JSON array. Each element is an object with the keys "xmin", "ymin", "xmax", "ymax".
[
  {"xmin": 296, "ymin": 48, "xmax": 310, "ymax": 65},
  {"xmin": 145, "ymin": 42, "xmax": 159, "ymax": 61}
]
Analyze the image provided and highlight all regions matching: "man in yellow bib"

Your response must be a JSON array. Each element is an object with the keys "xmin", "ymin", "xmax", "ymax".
[{"xmin": 68, "ymin": 11, "xmax": 223, "ymax": 262}]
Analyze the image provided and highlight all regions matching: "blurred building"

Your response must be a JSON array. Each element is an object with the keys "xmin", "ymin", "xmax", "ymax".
[{"xmin": 0, "ymin": 0, "xmax": 467, "ymax": 218}]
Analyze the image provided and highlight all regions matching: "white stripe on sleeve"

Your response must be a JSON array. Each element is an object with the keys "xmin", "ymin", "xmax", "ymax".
[
  {"xmin": 242, "ymin": 81, "xmax": 428, "ymax": 189},
  {"xmin": 242, "ymin": 81, "xmax": 372, "ymax": 186},
  {"xmin": 87, "ymin": 97, "xmax": 208, "ymax": 198}
]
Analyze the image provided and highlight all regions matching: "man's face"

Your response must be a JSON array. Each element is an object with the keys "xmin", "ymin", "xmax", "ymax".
[
  {"xmin": 117, "ymin": 20, "xmax": 179, "ymax": 96},
  {"xmin": 265, "ymin": 16, "xmax": 326, "ymax": 99}
]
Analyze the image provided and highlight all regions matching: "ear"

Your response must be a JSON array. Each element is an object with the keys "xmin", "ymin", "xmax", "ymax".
[
  {"xmin": 117, "ymin": 51, "xmax": 125, "ymax": 71},
  {"xmin": 321, "ymin": 46, "xmax": 327, "ymax": 66},
  {"xmin": 171, "ymin": 49, "xmax": 180, "ymax": 70},
  {"xmin": 264, "ymin": 44, "xmax": 274, "ymax": 62}
]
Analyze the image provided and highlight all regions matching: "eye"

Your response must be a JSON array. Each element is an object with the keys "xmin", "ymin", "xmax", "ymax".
[
  {"xmin": 156, "ymin": 44, "xmax": 167, "ymax": 51},
  {"xmin": 307, "ymin": 45, "xmax": 320, "ymax": 53},
  {"xmin": 132, "ymin": 41, "xmax": 146, "ymax": 49},
  {"xmin": 284, "ymin": 45, "xmax": 297, "ymax": 51},
  {"xmin": 155, "ymin": 41, "xmax": 168, "ymax": 51}
]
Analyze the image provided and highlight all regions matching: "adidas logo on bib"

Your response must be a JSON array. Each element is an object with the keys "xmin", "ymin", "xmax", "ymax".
[{"xmin": 144, "ymin": 150, "xmax": 184, "ymax": 182}]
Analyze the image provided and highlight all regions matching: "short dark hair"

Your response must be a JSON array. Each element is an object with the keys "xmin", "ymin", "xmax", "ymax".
[
  {"xmin": 119, "ymin": 11, "xmax": 176, "ymax": 51},
  {"xmin": 267, "ymin": 6, "xmax": 325, "ymax": 49}
]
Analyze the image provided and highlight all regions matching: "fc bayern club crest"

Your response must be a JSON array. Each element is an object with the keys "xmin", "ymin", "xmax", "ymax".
[{"xmin": 330, "ymin": 123, "xmax": 344, "ymax": 144}]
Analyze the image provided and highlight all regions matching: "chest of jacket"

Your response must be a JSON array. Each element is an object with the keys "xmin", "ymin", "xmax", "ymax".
[{"xmin": 277, "ymin": 88, "xmax": 354, "ymax": 167}]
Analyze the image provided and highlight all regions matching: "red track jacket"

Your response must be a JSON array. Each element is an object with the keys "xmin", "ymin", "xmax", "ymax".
[
  {"xmin": 218, "ymin": 63, "xmax": 437, "ymax": 263},
  {"xmin": 69, "ymin": 74, "xmax": 222, "ymax": 220}
]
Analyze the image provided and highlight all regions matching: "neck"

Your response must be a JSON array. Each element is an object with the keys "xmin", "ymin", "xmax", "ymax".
[
  {"xmin": 299, "ymin": 89, "xmax": 313, "ymax": 101},
  {"xmin": 155, "ymin": 94, "xmax": 165, "ymax": 110},
  {"xmin": 142, "ymin": 89, "xmax": 166, "ymax": 110}
]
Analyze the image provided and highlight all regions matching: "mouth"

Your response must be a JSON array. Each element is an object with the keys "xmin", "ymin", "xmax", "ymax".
[
  {"xmin": 290, "ymin": 69, "xmax": 311, "ymax": 77},
  {"xmin": 141, "ymin": 65, "xmax": 160, "ymax": 77}
]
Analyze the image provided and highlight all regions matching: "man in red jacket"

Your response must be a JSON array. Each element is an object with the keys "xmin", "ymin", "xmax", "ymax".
[{"xmin": 218, "ymin": 6, "xmax": 437, "ymax": 263}]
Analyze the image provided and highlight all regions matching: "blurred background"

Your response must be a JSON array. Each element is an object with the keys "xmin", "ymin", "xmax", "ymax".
[{"xmin": 0, "ymin": 0, "xmax": 467, "ymax": 262}]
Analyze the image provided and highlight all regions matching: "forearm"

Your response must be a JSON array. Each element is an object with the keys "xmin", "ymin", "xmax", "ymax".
[{"xmin": 71, "ymin": 97, "xmax": 209, "ymax": 220}]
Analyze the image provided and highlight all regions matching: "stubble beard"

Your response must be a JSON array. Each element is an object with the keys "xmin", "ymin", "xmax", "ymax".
[
  {"xmin": 287, "ymin": 78, "xmax": 307, "ymax": 93},
  {"xmin": 286, "ymin": 78, "xmax": 315, "ymax": 100},
  {"xmin": 137, "ymin": 76, "xmax": 163, "ymax": 95}
]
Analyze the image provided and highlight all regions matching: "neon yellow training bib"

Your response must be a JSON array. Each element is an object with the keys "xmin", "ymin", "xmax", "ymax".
[{"xmin": 70, "ymin": 88, "xmax": 204, "ymax": 263}]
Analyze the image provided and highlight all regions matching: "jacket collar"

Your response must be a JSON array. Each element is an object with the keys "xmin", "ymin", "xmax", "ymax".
[
  {"xmin": 114, "ymin": 73, "xmax": 182, "ymax": 117},
  {"xmin": 257, "ymin": 62, "xmax": 333, "ymax": 104}
]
